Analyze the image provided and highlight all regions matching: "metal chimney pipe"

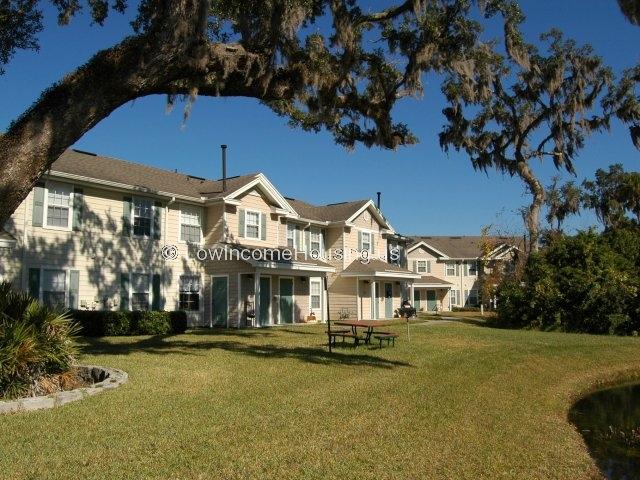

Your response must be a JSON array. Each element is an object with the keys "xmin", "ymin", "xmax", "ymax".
[
  {"xmin": 221, "ymin": 145, "xmax": 227, "ymax": 191},
  {"xmin": 376, "ymin": 192, "xmax": 381, "ymax": 210}
]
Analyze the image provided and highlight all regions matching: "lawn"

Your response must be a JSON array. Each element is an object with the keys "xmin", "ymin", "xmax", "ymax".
[{"xmin": 2, "ymin": 321, "xmax": 640, "ymax": 479}]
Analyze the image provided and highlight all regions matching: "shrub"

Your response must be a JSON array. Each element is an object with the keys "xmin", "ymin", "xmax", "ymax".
[
  {"xmin": 496, "ymin": 225, "xmax": 640, "ymax": 335},
  {"xmin": 72, "ymin": 310, "xmax": 188, "ymax": 336},
  {"xmin": 0, "ymin": 282, "xmax": 79, "ymax": 399}
]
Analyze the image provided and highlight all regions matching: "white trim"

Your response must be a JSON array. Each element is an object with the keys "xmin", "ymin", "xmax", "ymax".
[
  {"xmin": 210, "ymin": 274, "xmax": 229, "ymax": 328},
  {"xmin": 236, "ymin": 272, "xmax": 242, "ymax": 329},
  {"xmin": 178, "ymin": 203, "xmax": 203, "ymax": 245},
  {"xmin": 129, "ymin": 271, "xmax": 154, "ymax": 311},
  {"xmin": 243, "ymin": 208, "xmax": 262, "ymax": 240},
  {"xmin": 246, "ymin": 260, "xmax": 335, "ymax": 273},
  {"xmin": 341, "ymin": 271, "xmax": 421, "ymax": 279},
  {"xmin": 131, "ymin": 196, "xmax": 157, "ymax": 239},
  {"xmin": 345, "ymin": 200, "xmax": 394, "ymax": 232},
  {"xmin": 258, "ymin": 274, "xmax": 273, "ymax": 326},
  {"xmin": 406, "ymin": 241, "xmax": 449, "ymax": 258},
  {"xmin": 38, "ymin": 266, "xmax": 70, "ymax": 307},
  {"xmin": 42, "ymin": 180, "xmax": 73, "ymax": 231},
  {"xmin": 224, "ymin": 175, "xmax": 297, "ymax": 216},
  {"xmin": 309, "ymin": 277, "xmax": 323, "ymax": 320}
]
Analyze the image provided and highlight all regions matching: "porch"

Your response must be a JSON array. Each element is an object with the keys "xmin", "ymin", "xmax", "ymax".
[{"xmin": 410, "ymin": 276, "xmax": 454, "ymax": 314}]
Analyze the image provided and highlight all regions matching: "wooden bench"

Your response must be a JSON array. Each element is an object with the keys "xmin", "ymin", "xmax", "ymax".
[
  {"xmin": 328, "ymin": 331, "xmax": 363, "ymax": 347},
  {"xmin": 373, "ymin": 333, "xmax": 398, "ymax": 348}
]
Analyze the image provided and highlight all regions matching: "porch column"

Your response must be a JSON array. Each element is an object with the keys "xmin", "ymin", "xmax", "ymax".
[
  {"xmin": 356, "ymin": 277, "xmax": 361, "ymax": 320},
  {"xmin": 410, "ymin": 283, "xmax": 415, "ymax": 307},
  {"xmin": 370, "ymin": 280, "xmax": 375, "ymax": 319},
  {"xmin": 254, "ymin": 271, "xmax": 261, "ymax": 327}
]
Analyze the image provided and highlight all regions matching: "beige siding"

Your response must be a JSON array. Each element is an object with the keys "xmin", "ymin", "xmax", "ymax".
[{"xmin": 225, "ymin": 188, "xmax": 279, "ymax": 246}]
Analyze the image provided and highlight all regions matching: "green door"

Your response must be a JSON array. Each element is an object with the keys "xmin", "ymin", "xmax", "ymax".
[
  {"xmin": 279, "ymin": 278, "xmax": 293, "ymax": 324},
  {"xmin": 384, "ymin": 283, "xmax": 393, "ymax": 319},
  {"xmin": 259, "ymin": 277, "xmax": 271, "ymax": 326},
  {"xmin": 414, "ymin": 289, "xmax": 421, "ymax": 311},
  {"xmin": 426, "ymin": 290, "xmax": 437, "ymax": 312},
  {"xmin": 211, "ymin": 276, "xmax": 228, "ymax": 327}
]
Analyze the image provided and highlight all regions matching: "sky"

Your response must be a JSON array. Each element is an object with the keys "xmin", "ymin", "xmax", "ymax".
[{"xmin": 1, "ymin": 1, "xmax": 639, "ymax": 236}]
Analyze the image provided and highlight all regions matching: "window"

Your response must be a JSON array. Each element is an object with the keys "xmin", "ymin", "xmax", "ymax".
[
  {"xmin": 133, "ymin": 198, "xmax": 153, "ymax": 237},
  {"xmin": 245, "ymin": 211, "xmax": 260, "ymax": 239},
  {"xmin": 446, "ymin": 262, "xmax": 457, "ymax": 276},
  {"xmin": 467, "ymin": 260, "xmax": 478, "ymax": 276},
  {"xmin": 131, "ymin": 273, "xmax": 150, "ymax": 311},
  {"xmin": 361, "ymin": 231, "xmax": 372, "ymax": 252},
  {"xmin": 42, "ymin": 269, "xmax": 66, "ymax": 307},
  {"xmin": 310, "ymin": 280, "xmax": 321, "ymax": 309},
  {"xmin": 179, "ymin": 275, "xmax": 200, "ymax": 311},
  {"xmin": 450, "ymin": 289, "xmax": 460, "ymax": 307},
  {"xmin": 468, "ymin": 289, "xmax": 478, "ymax": 306},
  {"xmin": 310, "ymin": 228, "xmax": 321, "ymax": 253},
  {"xmin": 416, "ymin": 260, "xmax": 431, "ymax": 274},
  {"xmin": 46, "ymin": 182, "xmax": 72, "ymax": 228},
  {"xmin": 180, "ymin": 206, "xmax": 201, "ymax": 243},
  {"xmin": 287, "ymin": 223, "xmax": 296, "ymax": 248}
]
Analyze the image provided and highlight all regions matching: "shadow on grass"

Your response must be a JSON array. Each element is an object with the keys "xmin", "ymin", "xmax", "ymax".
[{"xmin": 78, "ymin": 334, "xmax": 412, "ymax": 369}]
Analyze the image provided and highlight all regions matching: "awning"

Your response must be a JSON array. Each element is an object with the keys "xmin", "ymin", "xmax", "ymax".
[
  {"xmin": 413, "ymin": 275, "xmax": 454, "ymax": 288},
  {"xmin": 340, "ymin": 259, "xmax": 421, "ymax": 280}
]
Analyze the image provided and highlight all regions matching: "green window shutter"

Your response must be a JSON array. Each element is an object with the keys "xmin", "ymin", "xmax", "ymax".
[
  {"xmin": 427, "ymin": 261, "xmax": 431, "ymax": 274},
  {"xmin": 69, "ymin": 270, "xmax": 80, "ymax": 309},
  {"xmin": 153, "ymin": 201, "xmax": 162, "ymax": 240},
  {"xmin": 72, "ymin": 188, "xmax": 84, "ymax": 231},
  {"xmin": 120, "ymin": 273, "xmax": 130, "ymax": 311},
  {"xmin": 305, "ymin": 229, "xmax": 310, "ymax": 251},
  {"xmin": 358, "ymin": 231, "xmax": 362, "ymax": 250},
  {"xmin": 122, "ymin": 197, "xmax": 132, "ymax": 237},
  {"xmin": 413, "ymin": 260, "xmax": 418, "ymax": 273},
  {"xmin": 28, "ymin": 268, "xmax": 40, "ymax": 300},
  {"xmin": 296, "ymin": 227, "xmax": 302, "ymax": 250},
  {"xmin": 371, "ymin": 234, "xmax": 375, "ymax": 253},
  {"xmin": 238, "ymin": 209, "xmax": 245, "ymax": 238},
  {"xmin": 32, "ymin": 182, "xmax": 45, "ymax": 227},
  {"xmin": 260, "ymin": 213, "xmax": 267, "ymax": 241},
  {"xmin": 455, "ymin": 263, "xmax": 460, "ymax": 276},
  {"xmin": 152, "ymin": 274, "xmax": 162, "ymax": 310}
]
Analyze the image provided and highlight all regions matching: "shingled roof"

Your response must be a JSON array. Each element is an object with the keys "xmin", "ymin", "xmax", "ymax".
[
  {"xmin": 285, "ymin": 198, "xmax": 370, "ymax": 223},
  {"xmin": 51, "ymin": 149, "xmax": 259, "ymax": 199},
  {"xmin": 409, "ymin": 235, "xmax": 522, "ymax": 259},
  {"xmin": 342, "ymin": 258, "xmax": 417, "ymax": 277}
]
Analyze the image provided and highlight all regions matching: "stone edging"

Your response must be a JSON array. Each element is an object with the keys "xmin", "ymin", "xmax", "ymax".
[{"xmin": 0, "ymin": 365, "xmax": 128, "ymax": 415}]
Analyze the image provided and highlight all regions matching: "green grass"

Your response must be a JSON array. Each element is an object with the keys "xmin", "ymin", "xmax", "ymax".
[{"xmin": 2, "ymin": 322, "xmax": 640, "ymax": 479}]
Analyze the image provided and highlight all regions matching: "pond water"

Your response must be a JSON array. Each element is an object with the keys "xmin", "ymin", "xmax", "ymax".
[{"xmin": 569, "ymin": 383, "xmax": 640, "ymax": 480}]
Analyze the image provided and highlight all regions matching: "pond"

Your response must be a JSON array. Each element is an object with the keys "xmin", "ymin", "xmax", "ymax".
[{"xmin": 569, "ymin": 382, "xmax": 640, "ymax": 480}]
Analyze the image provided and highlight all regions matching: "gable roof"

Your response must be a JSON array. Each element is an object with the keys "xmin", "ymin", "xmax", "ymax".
[
  {"xmin": 50, "ymin": 149, "xmax": 259, "ymax": 201},
  {"xmin": 341, "ymin": 259, "xmax": 420, "ymax": 278},
  {"xmin": 408, "ymin": 236, "xmax": 522, "ymax": 259},
  {"xmin": 286, "ymin": 198, "xmax": 369, "ymax": 223}
]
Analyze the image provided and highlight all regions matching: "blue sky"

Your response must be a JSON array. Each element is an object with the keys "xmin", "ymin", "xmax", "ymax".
[{"xmin": 1, "ymin": 1, "xmax": 639, "ymax": 236}]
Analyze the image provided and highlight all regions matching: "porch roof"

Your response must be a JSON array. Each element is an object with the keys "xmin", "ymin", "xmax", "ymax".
[
  {"xmin": 341, "ymin": 259, "xmax": 420, "ymax": 279},
  {"xmin": 236, "ymin": 245, "xmax": 336, "ymax": 273},
  {"xmin": 413, "ymin": 275, "xmax": 454, "ymax": 288}
]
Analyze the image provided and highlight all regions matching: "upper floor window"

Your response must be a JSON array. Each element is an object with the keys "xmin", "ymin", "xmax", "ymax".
[
  {"xmin": 180, "ymin": 206, "xmax": 201, "ymax": 243},
  {"xmin": 133, "ymin": 198, "xmax": 153, "ymax": 237},
  {"xmin": 467, "ymin": 260, "xmax": 478, "ymax": 276},
  {"xmin": 245, "ymin": 211, "xmax": 260, "ymax": 239},
  {"xmin": 287, "ymin": 223, "xmax": 296, "ymax": 248},
  {"xmin": 361, "ymin": 231, "xmax": 372, "ymax": 252},
  {"xmin": 446, "ymin": 261, "xmax": 457, "ymax": 276},
  {"xmin": 46, "ymin": 182, "xmax": 72, "ymax": 228},
  {"xmin": 416, "ymin": 260, "xmax": 431, "ymax": 274},
  {"xmin": 131, "ymin": 273, "xmax": 150, "ymax": 311},
  {"xmin": 309, "ymin": 228, "xmax": 321, "ymax": 252}
]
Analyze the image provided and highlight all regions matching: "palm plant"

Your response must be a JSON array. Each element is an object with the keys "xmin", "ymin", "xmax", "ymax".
[{"xmin": 0, "ymin": 282, "xmax": 79, "ymax": 399}]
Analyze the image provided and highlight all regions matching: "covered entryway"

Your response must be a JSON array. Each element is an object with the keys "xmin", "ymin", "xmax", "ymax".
[
  {"xmin": 210, "ymin": 275, "xmax": 228, "ymax": 327},
  {"xmin": 410, "ymin": 275, "xmax": 453, "ymax": 313},
  {"xmin": 259, "ymin": 276, "xmax": 271, "ymax": 326},
  {"xmin": 279, "ymin": 277, "xmax": 294, "ymax": 324}
]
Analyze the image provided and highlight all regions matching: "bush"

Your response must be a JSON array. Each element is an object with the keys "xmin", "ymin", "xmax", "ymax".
[
  {"xmin": 0, "ymin": 282, "xmax": 79, "ymax": 399},
  {"xmin": 72, "ymin": 310, "xmax": 188, "ymax": 336},
  {"xmin": 496, "ymin": 225, "xmax": 640, "ymax": 335}
]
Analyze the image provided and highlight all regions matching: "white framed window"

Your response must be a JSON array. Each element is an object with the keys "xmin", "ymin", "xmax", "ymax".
[
  {"xmin": 310, "ymin": 228, "xmax": 322, "ymax": 253},
  {"xmin": 450, "ymin": 289, "xmax": 460, "ymax": 307},
  {"xmin": 446, "ymin": 262, "xmax": 457, "ymax": 276},
  {"xmin": 416, "ymin": 260, "xmax": 431, "ymax": 274},
  {"xmin": 180, "ymin": 205, "xmax": 202, "ymax": 243},
  {"xmin": 133, "ymin": 197, "xmax": 153, "ymax": 238},
  {"xmin": 468, "ymin": 289, "xmax": 478, "ymax": 306},
  {"xmin": 131, "ymin": 273, "xmax": 151, "ymax": 311},
  {"xmin": 245, "ymin": 210, "xmax": 260, "ymax": 239},
  {"xmin": 361, "ymin": 231, "xmax": 372, "ymax": 252},
  {"xmin": 287, "ymin": 223, "xmax": 296, "ymax": 248},
  {"xmin": 42, "ymin": 269, "xmax": 66, "ymax": 307},
  {"xmin": 179, "ymin": 275, "xmax": 200, "ymax": 311},
  {"xmin": 45, "ymin": 182, "xmax": 72, "ymax": 229},
  {"xmin": 310, "ymin": 279, "xmax": 321, "ymax": 309},
  {"xmin": 468, "ymin": 260, "xmax": 478, "ymax": 276}
]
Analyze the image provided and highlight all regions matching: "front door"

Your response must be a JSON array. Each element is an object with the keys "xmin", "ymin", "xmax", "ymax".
[
  {"xmin": 426, "ymin": 290, "xmax": 437, "ymax": 312},
  {"xmin": 414, "ymin": 289, "xmax": 421, "ymax": 312},
  {"xmin": 259, "ymin": 276, "xmax": 271, "ymax": 326},
  {"xmin": 384, "ymin": 282, "xmax": 393, "ymax": 319},
  {"xmin": 211, "ymin": 276, "xmax": 228, "ymax": 327},
  {"xmin": 279, "ymin": 278, "xmax": 294, "ymax": 324}
]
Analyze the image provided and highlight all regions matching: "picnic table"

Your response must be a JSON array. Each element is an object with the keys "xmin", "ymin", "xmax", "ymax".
[{"xmin": 333, "ymin": 320, "xmax": 395, "ymax": 345}]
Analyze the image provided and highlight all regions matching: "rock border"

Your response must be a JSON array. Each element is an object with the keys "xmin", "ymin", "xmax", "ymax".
[{"xmin": 0, "ymin": 365, "xmax": 128, "ymax": 415}]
